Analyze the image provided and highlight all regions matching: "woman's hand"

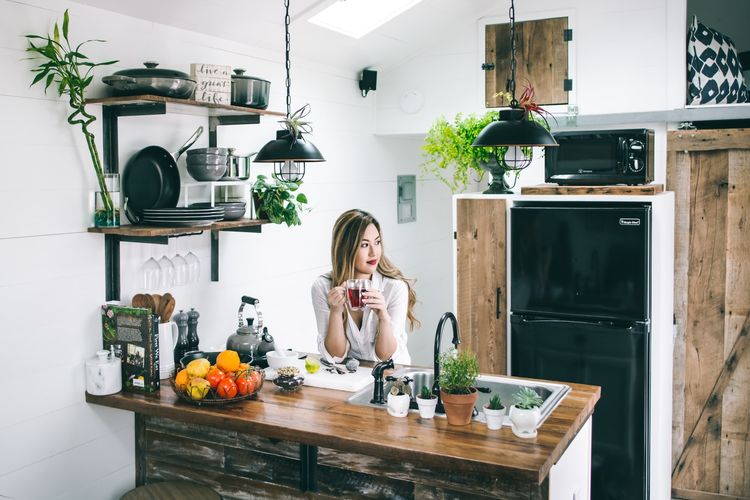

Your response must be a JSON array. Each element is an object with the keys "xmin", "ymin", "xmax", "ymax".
[
  {"xmin": 364, "ymin": 289, "xmax": 390, "ymax": 322},
  {"xmin": 327, "ymin": 284, "xmax": 347, "ymax": 312}
]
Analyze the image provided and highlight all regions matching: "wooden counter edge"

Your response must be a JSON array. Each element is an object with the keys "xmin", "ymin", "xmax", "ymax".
[{"xmin": 86, "ymin": 380, "xmax": 600, "ymax": 485}]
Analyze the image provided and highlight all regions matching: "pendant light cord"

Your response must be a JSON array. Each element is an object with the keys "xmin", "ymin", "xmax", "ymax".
[
  {"xmin": 509, "ymin": 0, "xmax": 518, "ymax": 108},
  {"xmin": 284, "ymin": 0, "xmax": 292, "ymax": 120}
]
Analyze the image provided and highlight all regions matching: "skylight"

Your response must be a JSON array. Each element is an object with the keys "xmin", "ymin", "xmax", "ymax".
[{"xmin": 308, "ymin": 0, "xmax": 423, "ymax": 39}]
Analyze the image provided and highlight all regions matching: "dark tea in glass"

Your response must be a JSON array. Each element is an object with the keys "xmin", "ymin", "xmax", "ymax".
[{"xmin": 345, "ymin": 279, "xmax": 371, "ymax": 311}]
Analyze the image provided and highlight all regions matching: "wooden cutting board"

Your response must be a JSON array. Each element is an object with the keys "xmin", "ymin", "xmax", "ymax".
[{"xmin": 302, "ymin": 365, "xmax": 373, "ymax": 392}]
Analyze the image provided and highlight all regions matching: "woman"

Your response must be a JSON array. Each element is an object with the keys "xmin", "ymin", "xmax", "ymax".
[{"xmin": 311, "ymin": 209, "xmax": 418, "ymax": 364}]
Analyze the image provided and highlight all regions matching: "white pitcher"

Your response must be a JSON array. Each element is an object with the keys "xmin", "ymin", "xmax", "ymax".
[{"xmin": 158, "ymin": 321, "xmax": 179, "ymax": 379}]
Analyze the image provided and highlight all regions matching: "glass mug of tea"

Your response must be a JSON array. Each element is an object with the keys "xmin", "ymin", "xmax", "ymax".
[{"xmin": 345, "ymin": 279, "xmax": 371, "ymax": 311}]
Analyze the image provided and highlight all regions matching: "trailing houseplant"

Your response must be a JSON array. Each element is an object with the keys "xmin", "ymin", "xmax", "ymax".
[
  {"xmin": 251, "ymin": 174, "xmax": 309, "ymax": 227},
  {"xmin": 416, "ymin": 384, "xmax": 438, "ymax": 419},
  {"xmin": 25, "ymin": 10, "xmax": 118, "ymax": 225},
  {"xmin": 509, "ymin": 386, "xmax": 544, "ymax": 438},
  {"xmin": 438, "ymin": 348, "xmax": 480, "ymax": 425},
  {"xmin": 483, "ymin": 393, "xmax": 506, "ymax": 430},
  {"xmin": 421, "ymin": 85, "xmax": 552, "ymax": 193}
]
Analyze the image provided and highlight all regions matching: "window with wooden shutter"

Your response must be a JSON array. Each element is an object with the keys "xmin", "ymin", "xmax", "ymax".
[{"xmin": 484, "ymin": 17, "xmax": 570, "ymax": 108}]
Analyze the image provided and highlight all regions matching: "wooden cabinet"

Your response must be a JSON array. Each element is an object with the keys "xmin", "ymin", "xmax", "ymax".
[
  {"xmin": 87, "ymin": 95, "xmax": 285, "ymax": 300},
  {"xmin": 484, "ymin": 17, "xmax": 570, "ymax": 108},
  {"xmin": 456, "ymin": 198, "xmax": 507, "ymax": 374},
  {"xmin": 668, "ymin": 128, "xmax": 750, "ymax": 500}
]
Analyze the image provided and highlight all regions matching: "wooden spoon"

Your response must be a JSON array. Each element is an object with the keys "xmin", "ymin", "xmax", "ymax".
[
  {"xmin": 160, "ymin": 293, "xmax": 176, "ymax": 323},
  {"xmin": 142, "ymin": 293, "xmax": 157, "ymax": 315},
  {"xmin": 151, "ymin": 294, "xmax": 162, "ymax": 317},
  {"xmin": 132, "ymin": 293, "xmax": 148, "ymax": 309}
]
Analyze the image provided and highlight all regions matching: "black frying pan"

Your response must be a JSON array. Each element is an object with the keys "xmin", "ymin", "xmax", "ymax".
[{"xmin": 123, "ymin": 126, "xmax": 203, "ymax": 223}]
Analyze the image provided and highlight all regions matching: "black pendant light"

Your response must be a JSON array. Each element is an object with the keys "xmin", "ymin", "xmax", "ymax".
[
  {"xmin": 254, "ymin": 0, "xmax": 324, "ymax": 182},
  {"xmin": 472, "ymin": 0, "xmax": 557, "ymax": 169}
]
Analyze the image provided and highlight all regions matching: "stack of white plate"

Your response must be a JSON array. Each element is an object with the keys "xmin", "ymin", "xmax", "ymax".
[{"xmin": 142, "ymin": 207, "xmax": 224, "ymax": 226}]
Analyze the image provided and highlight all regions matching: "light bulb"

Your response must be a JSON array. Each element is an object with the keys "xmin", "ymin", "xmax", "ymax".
[
  {"xmin": 503, "ymin": 146, "xmax": 531, "ymax": 170},
  {"xmin": 276, "ymin": 160, "xmax": 304, "ymax": 182}
]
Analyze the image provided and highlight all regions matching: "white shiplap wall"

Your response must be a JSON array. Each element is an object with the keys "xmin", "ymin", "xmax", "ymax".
[{"xmin": 0, "ymin": 0, "xmax": 453, "ymax": 498}]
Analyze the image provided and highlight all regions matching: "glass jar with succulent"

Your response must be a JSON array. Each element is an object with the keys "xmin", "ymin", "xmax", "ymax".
[
  {"xmin": 25, "ymin": 10, "xmax": 118, "ymax": 226},
  {"xmin": 386, "ymin": 375, "xmax": 412, "ymax": 418},
  {"xmin": 483, "ymin": 393, "xmax": 506, "ymax": 430},
  {"xmin": 421, "ymin": 85, "xmax": 552, "ymax": 194},
  {"xmin": 438, "ymin": 348, "xmax": 480, "ymax": 426},
  {"xmin": 509, "ymin": 386, "xmax": 544, "ymax": 438},
  {"xmin": 251, "ymin": 174, "xmax": 309, "ymax": 227},
  {"xmin": 416, "ymin": 384, "xmax": 438, "ymax": 419}
]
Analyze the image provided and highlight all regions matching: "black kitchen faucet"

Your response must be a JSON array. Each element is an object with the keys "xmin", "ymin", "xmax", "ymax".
[
  {"xmin": 433, "ymin": 312, "xmax": 461, "ymax": 414},
  {"xmin": 370, "ymin": 358, "xmax": 394, "ymax": 404}
]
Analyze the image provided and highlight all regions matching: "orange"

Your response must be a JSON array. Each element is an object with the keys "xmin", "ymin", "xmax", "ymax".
[
  {"xmin": 174, "ymin": 369, "xmax": 189, "ymax": 390},
  {"xmin": 216, "ymin": 350, "xmax": 240, "ymax": 374}
]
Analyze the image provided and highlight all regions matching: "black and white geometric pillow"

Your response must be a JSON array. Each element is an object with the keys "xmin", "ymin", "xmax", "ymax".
[{"xmin": 687, "ymin": 16, "xmax": 749, "ymax": 105}]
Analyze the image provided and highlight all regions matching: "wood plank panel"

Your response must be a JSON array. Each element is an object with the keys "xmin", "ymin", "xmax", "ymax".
[
  {"xmin": 488, "ymin": 18, "xmax": 568, "ymax": 107},
  {"xmin": 720, "ymin": 149, "xmax": 750, "ymax": 496},
  {"xmin": 456, "ymin": 198, "xmax": 507, "ymax": 374},
  {"xmin": 520, "ymin": 184, "xmax": 664, "ymax": 195},
  {"xmin": 667, "ymin": 129, "xmax": 750, "ymax": 152}
]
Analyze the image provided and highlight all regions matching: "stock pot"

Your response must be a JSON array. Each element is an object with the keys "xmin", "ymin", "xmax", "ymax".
[{"xmin": 103, "ymin": 61, "xmax": 196, "ymax": 99}]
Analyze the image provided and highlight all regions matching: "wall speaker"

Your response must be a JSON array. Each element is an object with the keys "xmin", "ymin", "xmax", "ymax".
[{"xmin": 359, "ymin": 69, "xmax": 377, "ymax": 97}]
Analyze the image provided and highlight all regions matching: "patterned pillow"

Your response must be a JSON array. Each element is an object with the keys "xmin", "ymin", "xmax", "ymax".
[{"xmin": 687, "ymin": 16, "xmax": 749, "ymax": 105}]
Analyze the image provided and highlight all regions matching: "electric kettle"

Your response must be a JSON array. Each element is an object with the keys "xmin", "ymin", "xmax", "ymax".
[{"xmin": 226, "ymin": 295, "xmax": 275, "ymax": 367}]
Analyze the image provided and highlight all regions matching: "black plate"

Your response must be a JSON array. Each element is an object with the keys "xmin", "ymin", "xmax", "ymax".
[{"xmin": 123, "ymin": 146, "xmax": 181, "ymax": 214}]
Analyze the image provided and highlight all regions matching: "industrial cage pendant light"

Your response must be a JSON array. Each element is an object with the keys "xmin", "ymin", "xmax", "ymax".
[
  {"xmin": 254, "ymin": 0, "xmax": 324, "ymax": 182},
  {"xmin": 472, "ymin": 0, "xmax": 557, "ymax": 170}
]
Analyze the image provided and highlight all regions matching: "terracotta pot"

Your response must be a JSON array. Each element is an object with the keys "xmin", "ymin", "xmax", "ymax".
[{"xmin": 440, "ymin": 388, "xmax": 478, "ymax": 425}]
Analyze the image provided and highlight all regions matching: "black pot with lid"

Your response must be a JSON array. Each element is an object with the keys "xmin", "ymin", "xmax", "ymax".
[
  {"xmin": 231, "ymin": 69, "xmax": 270, "ymax": 109},
  {"xmin": 102, "ymin": 61, "xmax": 197, "ymax": 99},
  {"xmin": 226, "ymin": 295, "xmax": 275, "ymax": 367}
]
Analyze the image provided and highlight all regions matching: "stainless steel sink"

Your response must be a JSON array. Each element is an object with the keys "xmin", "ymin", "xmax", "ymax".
[{"xmin": 346, "ymin": 367, "xmax": 570, "ymax": 426}]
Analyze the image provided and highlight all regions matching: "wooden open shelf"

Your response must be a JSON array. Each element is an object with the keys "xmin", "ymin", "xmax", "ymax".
[
  {"xmin": 86, "ymin": 94, "xmax": 285, "ymax": 118},
  {"xmin": 88, "ymin": 218, "xmax": 270, "ymax": 237}
]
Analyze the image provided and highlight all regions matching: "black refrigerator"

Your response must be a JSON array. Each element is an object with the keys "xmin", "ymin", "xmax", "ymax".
[{"xmin": 510, "ymin": 203, "xmax": 650, "ymax": 500}]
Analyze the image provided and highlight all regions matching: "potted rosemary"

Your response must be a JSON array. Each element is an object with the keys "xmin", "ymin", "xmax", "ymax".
[
  {"xmin": 509, "ymin": 386, "xmax": 544, "ymax": 438},
  {"xmin": 483, "ymin": 394, "xmax": 506, "ymax": 430},
  {"xmin": 25, "ymin": 10, "xmax": 119, "ymax": 226},
  {"xmin": 438, "ymin": 348, "xmax": 480, "ymax": 426},
  {"xmin": 416, "ymin": 384, "xmax": 438, "ymax": 419}
]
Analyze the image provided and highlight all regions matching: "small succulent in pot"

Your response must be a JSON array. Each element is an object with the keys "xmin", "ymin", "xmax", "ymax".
[
  {"xmin": 483, "ymin": 393, "xmax": 506, "ymax": 430},
  {"xmin": 418, "ymin": 384, "xmax": 435, "ymax": 400},
  {"xmin": 487, "ymin": 393, "xmax": 504, "ymax": 411},
  {"xmin": 386, "ymin": 376, "xmax": 412, "ymax": 418},
  {"xmin": 514, "ymin": 386, "xmax": 543, "ymax": 410},
  {"xmin": 416, "ymin": 384, "xmax": 438, "ymax": 419},
  {"xmin": 509, "ymin": 386, "xmax": 544, "ymax": 437},
  {"xmin": 389, "ymin": 376, "xmax": 412, "ymax": 396}
]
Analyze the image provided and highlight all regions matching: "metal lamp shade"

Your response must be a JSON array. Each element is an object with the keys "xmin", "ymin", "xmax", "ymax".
[
  {"xmin": 254, "ymin": 130, "xmax": 325, "ymax": 163},
  {"xmin": 472, "ymin": 108, "xmax": 558, "ymax": 148}
]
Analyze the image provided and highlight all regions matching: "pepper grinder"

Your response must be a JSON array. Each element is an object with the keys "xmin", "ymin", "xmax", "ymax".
[
  {"xmin": 187, "ymin": 308, "xmax": 200, "ymax": 352},
  {"xmin": 173, "ymin": 309, "xmax": 190, "ymax": 367}
]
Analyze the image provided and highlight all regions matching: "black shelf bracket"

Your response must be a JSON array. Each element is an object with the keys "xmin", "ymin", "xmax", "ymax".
[
  {"xmin": 211, "ymin": 226, "xmax": 262, "ymax": 281},
  {"xmin": 299, "ymin": 443, "xmax": 318, "ymax": 492},
  {"xmin": 208, "ymin": 115, "xmax": 260, "ymax": 147}
]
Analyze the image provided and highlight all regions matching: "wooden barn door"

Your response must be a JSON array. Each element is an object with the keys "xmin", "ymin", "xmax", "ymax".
[{"xmin": 668, "ymin": 129, "xmax": 750, "ymax": 500}]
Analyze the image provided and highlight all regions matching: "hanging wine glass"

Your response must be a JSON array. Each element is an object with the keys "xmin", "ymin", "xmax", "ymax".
[
  {"xmin": 172, "ymin": 238, "xmax": 188, "ymax": 286},
  {"xmin": 185, "ymin": 250, "xmax": 200, "ymax": 284},
  {"xmin": 141, "ymin": 256, "xmax": 161, "ymax": 291},
  {"xmin": 158, "ymin": 254, "xmax": 175, "ymax": 289}
]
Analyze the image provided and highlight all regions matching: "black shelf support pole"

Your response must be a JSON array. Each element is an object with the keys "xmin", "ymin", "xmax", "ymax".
[
  {"xmin": 105, "ymin": 234, "xmax": 121, "ymax": 302},
  {"xmin": 211, "ymin": 230, "xmax": 220, "ymax": 281},
  {"xmin": 299, "ymin": 443, "xmax": 318, "ymax": 492}
]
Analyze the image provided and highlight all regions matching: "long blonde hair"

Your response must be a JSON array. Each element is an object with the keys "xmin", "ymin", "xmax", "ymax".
[{"xmin": 330, "ymin": 209, "xmax": 420, "ymax": 330}]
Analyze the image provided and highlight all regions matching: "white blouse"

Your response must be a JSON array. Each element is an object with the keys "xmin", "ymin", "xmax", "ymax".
[{"xmin": 310, "ymin": 271, "xmax": 411, "ymax": 365}]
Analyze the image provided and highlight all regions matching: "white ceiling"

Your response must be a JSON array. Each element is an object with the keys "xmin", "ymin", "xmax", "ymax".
[{"xmin": 73, "ymin": 0, "xmax": 500, "ymax": 72}]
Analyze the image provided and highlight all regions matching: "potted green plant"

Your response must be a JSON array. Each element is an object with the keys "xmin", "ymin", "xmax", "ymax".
[
  {"xmin": 438, "ymin": 348, "xmax": 480, "ymax": 426},
  {"xmin": 386, "ymin": 376, "xmax": 412, "ymax": 418},
  {"xmin": 421, "ymin": 86, "xmax": 552, "ymax": 194},
  {"xmin": 25, "ymin": 10, "xmax": 118, "ymax": 226},
  {"xmin": 509, "ymin": 386, "xmax": 544, "ymax": 438},
  {"xmin": 483, "ymin": 394, "xmax": 506, "ymax": 430},
  {"xmin": 251, "ymin": 174, "xmax": 309, "ymax": 227},
  {"xmin": 416, "ymin": 384, "xmax": 438, "ymax": 419}
]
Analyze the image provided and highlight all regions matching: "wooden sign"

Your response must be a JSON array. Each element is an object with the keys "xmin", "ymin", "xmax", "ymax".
[{"xmin": 190, "ymin": 63, "xmax": 231, "ymax": 79}]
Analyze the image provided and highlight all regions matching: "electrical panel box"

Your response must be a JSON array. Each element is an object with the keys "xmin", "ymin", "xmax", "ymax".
[{"xmin": 397, "ymin": 175, "xmax": 416, "ymax": 224}]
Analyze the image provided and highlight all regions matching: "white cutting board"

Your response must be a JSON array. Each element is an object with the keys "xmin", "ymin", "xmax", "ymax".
[{"xmin": 302, "ymin": 365, "xmax": 373, "ymax": 392}]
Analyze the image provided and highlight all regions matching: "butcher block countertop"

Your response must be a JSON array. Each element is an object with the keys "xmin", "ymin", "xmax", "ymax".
[{"xmin": 86, "ymin": 369, "xmax": 599, "ymax": 487}]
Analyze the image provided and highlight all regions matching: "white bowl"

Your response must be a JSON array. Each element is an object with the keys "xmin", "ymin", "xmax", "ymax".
[{"xmin": 266, "ymin": 350, "xmax": 300, "ymax": 369}]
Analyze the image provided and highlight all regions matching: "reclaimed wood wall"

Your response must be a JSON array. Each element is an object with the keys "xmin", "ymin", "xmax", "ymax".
[{"xmin": 667, "ymin": 129, "xmax": 750, "ymax": 500}]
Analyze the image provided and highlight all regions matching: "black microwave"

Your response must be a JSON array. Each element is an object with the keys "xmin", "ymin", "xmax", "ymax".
[{"xmin": 545, "ymin": 129, "xmax": 654, "ymax": 185}]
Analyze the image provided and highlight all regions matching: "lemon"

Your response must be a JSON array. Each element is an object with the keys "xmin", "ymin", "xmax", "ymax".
[
  {"xmin": 305, "ymin": 357, "xmax": 321, "ymax": 374},
  {"xmin": 186, "ymin": 358, "xmax": 210, "ymax": 379}
]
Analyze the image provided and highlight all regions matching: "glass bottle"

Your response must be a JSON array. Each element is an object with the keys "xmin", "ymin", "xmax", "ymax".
[
  {"xmin": 173, "ymin": 309, "xmax": 190, "ymax": 367},
  {"xmin": 187, "ymin": 308, "xmax": 200, "ymax": 352}
]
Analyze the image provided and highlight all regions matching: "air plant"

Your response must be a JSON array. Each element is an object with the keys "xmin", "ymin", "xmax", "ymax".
[{"xmin": 279, "ymin": 103, "xmax": 314, "ymax": 145}]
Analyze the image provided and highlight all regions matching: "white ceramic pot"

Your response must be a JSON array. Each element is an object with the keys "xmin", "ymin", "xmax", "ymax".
[
  {"xmin": 509, "ymin": 405, "xmax": 541, "ymax": 438},
  {"xmin": 483, "ymin": 404, "xmax": 506, "ymax": 430},
  {"xmin": 416, "ymin": 395, "xmax": 438, "ymax": 419},
  {"xmin": 387, "ymin": 393, "xmax": 411, "ymax": 418}
]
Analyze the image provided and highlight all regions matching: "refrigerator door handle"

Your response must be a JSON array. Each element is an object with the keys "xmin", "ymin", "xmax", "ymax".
[
  {"xmin": 518, "ymin": 317, "xmax": 648, "ymax": 332},
  {"xmin": 496, "ymin": 287, "xmax": 501, "ymax": 319}
]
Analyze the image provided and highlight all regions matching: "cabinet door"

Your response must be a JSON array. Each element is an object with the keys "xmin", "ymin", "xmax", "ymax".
[
  {"xmin": 456, "ymin": 198, "xmax": 507, "ymax": 374},
  {"xmin": 485, "ymin": 17, "xmax": 569, "ymax": 108}
]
